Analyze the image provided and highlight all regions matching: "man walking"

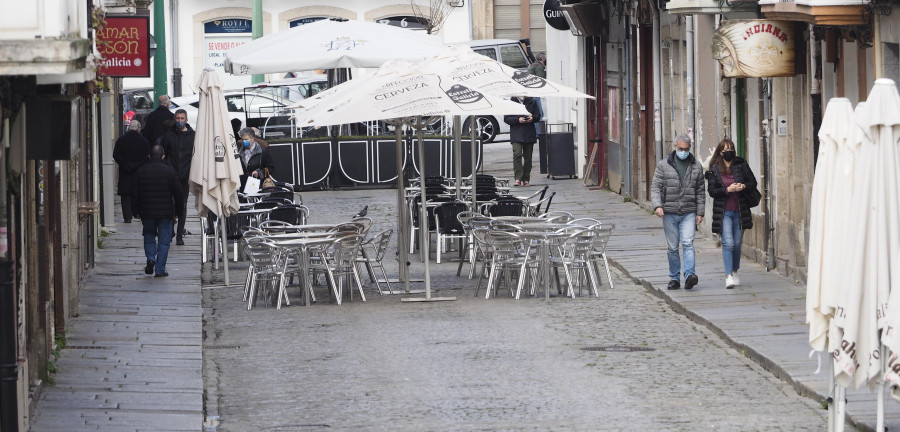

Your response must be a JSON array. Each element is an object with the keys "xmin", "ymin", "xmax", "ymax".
[
  {"xmin": 133, "ymin": 145, "xmax": 184, "ymax": 278},
  {"xmin": 142, "ymin": 94, "xmax": 174, "ymax": 146},
  {"xmin": 161, "ymin": 109, "xmax": 195, "ymax": 245},
  {"xmin": 112, "ymin": 120, "xmax": 151, "ymax": 223},
  {"xmin": 651, "ymin": 134, "xmax": 706, "ymax": 290},
  {"xmin": 503, "ymin": 96, "xmax": 541, "ymax": 186},
  {"xmin": 527, "ymin": 52, "xmax": 547, "ymax": 78}
]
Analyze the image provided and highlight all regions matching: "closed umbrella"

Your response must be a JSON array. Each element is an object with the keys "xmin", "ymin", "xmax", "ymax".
[
  {"xmin": 806, "ymin": 97, "xmax": 855, "ymax": 351},
  {"xmin": 835, "ymin": 80, "xmax": 900, "ymax": 391},
  {"xmin": 189, "ymin": 68, "xmax": 243, "ymax": 285},
  {"xmin": 224, "ymin": 19, "xmax": 443, "ymax": 75}
]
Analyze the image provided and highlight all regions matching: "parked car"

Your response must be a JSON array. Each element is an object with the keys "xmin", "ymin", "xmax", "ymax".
[
  {"xmin": 255, "ymin": 75, "xmax": 328, "ymax": 103},
  {"xmin": 460, "ymin": 39, "xmax": 537, "ymax": 143},
  {"xmin": 168, "ymin": 89, "xmax": 297, "ymax": 139},
  {"xmin": 122, "ymin": 87, "xmax": 154, "ymax": 128}
]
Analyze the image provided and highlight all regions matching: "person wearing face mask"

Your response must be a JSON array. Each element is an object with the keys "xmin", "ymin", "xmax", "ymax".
[
  {"xmin": 704, "ymin": 139, "xmax": 758, "ymax": 289},
  {"xmin": 651, "ymin": 134, "xmax": 706, "ymax": 291},
  {"xmin": 237, "ymin": 127, "xmax": 274, "ymax": 190},
  {"xmin": 161, "ymin": 109, "xmax": 195, "ymax": 245}
]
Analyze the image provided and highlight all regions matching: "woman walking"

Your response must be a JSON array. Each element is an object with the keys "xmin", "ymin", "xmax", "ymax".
[
  {"xmin": 705, "ymin": 139, "xmax": 758, "ymax": 289},
  {"xmin": 237, "ymin": 127, "xmax": 275, "ymax": 190}
]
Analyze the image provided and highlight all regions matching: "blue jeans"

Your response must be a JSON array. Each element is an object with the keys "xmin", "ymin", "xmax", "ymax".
[
  {"xmin": 143, "ymin": 217, "xmax": 174, "ymax": 275},
  {"xmin": 663, "ymin": 213, "xmax": 696, "ymax": 280},
  {"xmin": 721, "ymin": 210, "xmax": 743, "ymax": 275}
]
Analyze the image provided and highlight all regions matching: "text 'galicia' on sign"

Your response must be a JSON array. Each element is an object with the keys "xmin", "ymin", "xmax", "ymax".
[{"xmin": 96, "ymin": 16, "xmax": 151, "ymax": 77}]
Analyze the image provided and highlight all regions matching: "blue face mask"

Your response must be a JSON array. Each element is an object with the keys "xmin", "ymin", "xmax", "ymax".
[
  {"xmin": 676, "ymin": 149, "xmax": 690, "ymax": 160},
  {"xmin": 175, "ymin": 121, "xmax": 186, "ymax": 129},
  {"xmin": 242, "ymin": 140, "xmax": 251, "ymax": 148}
]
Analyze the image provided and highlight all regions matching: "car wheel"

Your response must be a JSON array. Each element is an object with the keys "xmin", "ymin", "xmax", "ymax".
[{"xmin": 463, "ymin": 116, "xmax": 499, "ymax": 143}]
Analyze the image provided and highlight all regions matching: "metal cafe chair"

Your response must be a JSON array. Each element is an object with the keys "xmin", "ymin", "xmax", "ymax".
[
  {"xmin": 549, "ymin": 227, "xmax": 600, "ymax": 298},
  {"xmin": 317, "ymin": 234, "xmax": 366, "ymax": 304},
  {"xmin": 455, "ymin": 212, "xmax": 492, "ymax": 278},
  {"xmin": 433, "ymin": 200, "xmax": 469, "ymax": 263},
  {"xmin": 356, "ymin": 229, "xmax": 394, "ymax": 295},
  {"xmin": 488, "ymin": 197, "xmax": 526, "ymax": 217},
  {"xmin": 588, "ymin": 223, "xmax": 616, "ymax": 290},
  {"xmin": 527, "ymin": 191, "xmax": 556, "ymax": 217},
  {"xmin": 482, "ymin": 230, "xmax": 534, "ymax": 299},
  {"xmin": 268, "ymin": 204, "xmax": 310, "ymax": 225}
]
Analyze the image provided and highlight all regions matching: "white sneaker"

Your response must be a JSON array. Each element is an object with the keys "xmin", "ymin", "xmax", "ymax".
[
  {"xmin": 725, "ymin": 274, "xmax": 735, "ymax": 289},
  {"xmin": 732, "ymin": 271, "xmax": 740, "ymax": 286}
]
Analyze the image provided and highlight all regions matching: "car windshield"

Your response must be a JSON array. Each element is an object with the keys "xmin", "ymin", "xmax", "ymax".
[{"xmin": 499, "ymin": 45, "xmax": 529, "ymax": 69}]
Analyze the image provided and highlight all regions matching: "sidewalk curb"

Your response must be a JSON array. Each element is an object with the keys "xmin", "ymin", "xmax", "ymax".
[{"xmin": 605, "ymin": 256, "xmax": 878, "ymax": 431}]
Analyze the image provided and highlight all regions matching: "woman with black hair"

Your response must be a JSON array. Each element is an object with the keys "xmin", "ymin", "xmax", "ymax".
[{"xmin": 705, "ymin": 139, "xmax": 758, "ymax": 289}]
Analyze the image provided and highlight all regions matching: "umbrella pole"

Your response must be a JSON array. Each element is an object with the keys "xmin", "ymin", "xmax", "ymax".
[
  {"xmin": 394, "ymin": 119, "xmax": 411, "ymax": 294},
  {"xmin": 454, "ymin": 115, "xmax": 462, "ymax": 201},
  {"xmin": 876, "ymin": 344, "xmax": 886, "ymax": 431},
  {"xmin": 402, "ymin": 116, "xmax": 454, "ymax": 303},
  {"xmin": 470, "ymin": 117, "xmax": 478, "ymax": 213},
  {"xmin": 219, "ymin": 202, "xmax": 230, "ymax": 286}
]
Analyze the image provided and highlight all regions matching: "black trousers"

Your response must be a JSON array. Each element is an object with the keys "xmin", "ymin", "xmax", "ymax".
[
  {"xmin": 120, "ymin": 194, "xmax": 135, "ymax": 222},
  {"xmin": 177, "ymin": 180, "xmax": 189, "ymax": 237}
]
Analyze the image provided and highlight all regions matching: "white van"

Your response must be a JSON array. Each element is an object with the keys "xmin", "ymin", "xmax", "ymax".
[{"xmin": 460, "ymin": 39, "xmax": 536, "ymax": 142}]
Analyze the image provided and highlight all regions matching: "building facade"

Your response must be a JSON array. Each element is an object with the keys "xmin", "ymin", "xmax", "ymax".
[{"xmin": 0, "ymin": 0, "xmax": 100, "ymax": 428}]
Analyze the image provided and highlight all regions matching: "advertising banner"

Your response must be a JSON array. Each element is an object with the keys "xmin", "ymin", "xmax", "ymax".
[
  {"xmin": 712, "ymin": 20, "xmax": 796, "ymax": 78},
  {"xmin": 96, "ymin": 16, "xmax": 150, "ymax": 77}
]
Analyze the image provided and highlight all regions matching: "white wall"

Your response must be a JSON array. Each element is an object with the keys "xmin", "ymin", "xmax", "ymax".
[
  {"xmin": 124, "ymin": 1, "xmax": 472, "ymax": 92},
  {"xmin": 544, "ymin": 24, "xmax": 587, "ymax": 176}
]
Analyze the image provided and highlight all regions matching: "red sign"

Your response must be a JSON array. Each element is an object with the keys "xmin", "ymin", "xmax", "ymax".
[{"xmin": 96, "ymin": 16, "xmax": 150, "ymax": 77}]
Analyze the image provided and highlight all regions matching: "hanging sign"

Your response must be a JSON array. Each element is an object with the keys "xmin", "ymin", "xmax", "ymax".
[
  {"xmin": 544, "ymin": 0, "xmax": 570, "ymax": 31},
  {"xmin": 712, "ymin": 20, "xmax": 796, "ymax": 78},
  {"xmin": 96, "ymin": 16, "xmax": 150, "ymax": 77},
  {"xmin": 204, "ymin": 19, "xmax": 252, "ymax": 34}
]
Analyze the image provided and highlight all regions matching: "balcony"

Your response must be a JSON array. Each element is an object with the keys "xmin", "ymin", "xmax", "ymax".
[
  {"xmin": 666, "ymin": 0, "xmax": 759, "ymax": 15},
  {"xmin": 758, "ymin": 0, "xmax": 869, "ymax": 25}
]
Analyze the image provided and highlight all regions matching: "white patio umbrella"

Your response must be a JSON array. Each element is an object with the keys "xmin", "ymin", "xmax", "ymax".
[
  {"xmin": 806, "ymin": 97, "xmax": 855, "ymax": 352},
  {"xmin": 834, "ymin": 80, "xmax": 900, "ymax": 392},
  {"xmin": 224, "ymin": 19, "xmax": 443, "ymax": 75},
  {"xmin": 301, "ymin": 59, "xmax": 529, "ymax": 301},
  {"xmin": 189, "ymin": 68, "xmax": 244, "ymax": 285},
  {"xmin": 424, "ymin": 45, "xmax": 593, "ymax": 99}
]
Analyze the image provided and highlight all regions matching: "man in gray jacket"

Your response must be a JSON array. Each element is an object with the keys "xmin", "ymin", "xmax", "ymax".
[{"xmin": 651, "ymin": 134, "xmax": 706, "ymax": 290}]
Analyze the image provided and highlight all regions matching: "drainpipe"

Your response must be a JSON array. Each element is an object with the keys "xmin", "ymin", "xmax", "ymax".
[
  {"xmin": 651, "ymin": 0, "xmax": 663, "ymax": 159},
  {"xmin": 761, "ymin": 78, "xmax": 775, "ymax": 270},
  {"xmin": 685, "ymin": 15, "xmax": 695, "ymax": 139},
  {"xmin": 623, "ymin": 15, "xmax": 633, "ymax": 198},
  {"xmin": 170, "ymin": 0, "xmax": 182, "ymax": 97},
  {"xmin": 152, "ymin": 0, "xmax": 168, "ymax": 106},
  {"xmin": 251, "ymin": 0, "xmax": 264, "ymax": 84},
  {"xmin": 663, "ymin": 37, "xmax": 676, "ymax": 139}
]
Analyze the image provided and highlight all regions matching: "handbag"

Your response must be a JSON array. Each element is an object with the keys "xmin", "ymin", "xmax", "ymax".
[
  {"xmin": 262, "ymin": 168, "xmax": 276, "ymax": 189},
  {"xmin": 742, "ymin": 186, "xmax": 762, "ymax": 208}
]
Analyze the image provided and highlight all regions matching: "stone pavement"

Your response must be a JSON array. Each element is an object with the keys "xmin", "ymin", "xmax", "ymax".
[
  {"xmin": 29, "ymin": 141, "xmax": 899, "ymax": 431},
  {"xmin": 29, "ymin": 202, "xmax": 204, "ymax": 432},
  {"xmin": 480, "ymin": 142, "xmax": 900, "ymax": 431}
]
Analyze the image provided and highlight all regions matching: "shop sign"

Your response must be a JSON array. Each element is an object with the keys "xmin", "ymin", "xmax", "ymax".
[
  {"xmin": 290, "ymin": 17, "xmax": 328, "ymax": 27},
  {"xmin": 544, "ymin": 0, "xmax": 570, "ymax": 31},
  {"xmin": 204, "ymin": 19, "xmax": 252, "ymax": 34},
  {"xmin": 96, "ymin": 16, "xmax": 150, "ymax": 77},
  {"xmin": 712, "ymin": 20, "xmax": 796, "ymax": 78}
]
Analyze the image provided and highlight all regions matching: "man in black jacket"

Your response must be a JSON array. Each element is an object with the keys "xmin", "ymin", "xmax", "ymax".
[
  {"xmin": 133, "ymin": 145, "xmax": 184, "ymax": 277},
  {"xmin": 161, "ymin": 109, "xmax": 195, "ymax": 245},
  {"xmin": 503, "ymin": 97, "xmax": 541, "ymax": 186},
  {"xmin": 112, "ymin": 120, "xmax": 151, "ymax": 223},
  {"xmin": 141, "ymin": 94, "xmax": 175, "ymax": 146}
]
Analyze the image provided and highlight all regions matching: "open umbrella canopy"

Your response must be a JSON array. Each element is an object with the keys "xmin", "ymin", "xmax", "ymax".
[
  {"xmin": 189, "ymin": 68, "xmax": 243, "ymax": 218},
  {"xmin": 224, "ymin": 19, "xmax": 444, "ymax": 75},
  {"xmin": 424, "ymin": 45, "xmax": 594, "ymax": 99},
  {"xmin": 300, "ymin": 60, "xmax": 530, "ymax": 128}
]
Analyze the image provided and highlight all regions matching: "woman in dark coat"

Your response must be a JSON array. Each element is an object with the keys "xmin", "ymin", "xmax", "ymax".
[
  {"xmin": 113, "ymin": 120, "xmax": 151, "ymax": 222},
  {"xmin": 705, "ymin": 139, "xmax": 758, "ymax": 289},
  {"xmin": 237, "ymin": 127, "xmax": 274, "ymax": 190}
]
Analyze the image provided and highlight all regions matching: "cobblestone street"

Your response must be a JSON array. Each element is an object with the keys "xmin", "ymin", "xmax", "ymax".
[{"xmin": 201, "ymin": 143, "xmax": 840, "ymax": 431}]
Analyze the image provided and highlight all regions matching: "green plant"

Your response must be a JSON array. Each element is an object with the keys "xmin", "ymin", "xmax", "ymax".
[{"xmin": 97, "ymin": 238, "xmax": 105, "ymax": 249}]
